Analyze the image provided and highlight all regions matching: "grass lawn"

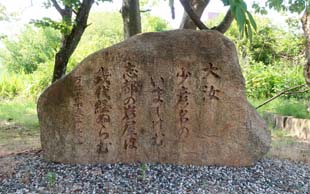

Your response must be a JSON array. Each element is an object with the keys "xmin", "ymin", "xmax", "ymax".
[{"xmin": 0, "ymin": 100, "xmax": 39, "ymax": 130}]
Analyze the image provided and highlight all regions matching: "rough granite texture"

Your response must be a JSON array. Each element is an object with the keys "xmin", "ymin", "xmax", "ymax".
[{"xmin": 37, "ymin": 29, "xmax": 271, "ymax": 166}]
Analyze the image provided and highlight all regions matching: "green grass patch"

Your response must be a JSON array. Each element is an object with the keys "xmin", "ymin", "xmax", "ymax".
[
  {"xmin": 249, "ymin": 98, "xmax": 310, "ymax": 119},
  {"xmin": 0, "ymin": 100, "xmax": 38, "ymax": 130}
]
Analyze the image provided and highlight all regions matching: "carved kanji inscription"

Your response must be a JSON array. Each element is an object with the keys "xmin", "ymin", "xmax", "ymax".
[
  {"xmin": 94, "ymin": 67, "xmax": 112, "ymax": 154},
  {"xmin": 151, "ymin": 77, "xmax": 165, "ymax": 145}
]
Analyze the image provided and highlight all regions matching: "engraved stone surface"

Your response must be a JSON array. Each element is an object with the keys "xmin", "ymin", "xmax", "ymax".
[{"xmin": 38, "ymin": 29, "xmax": 271, "ymax": 166}]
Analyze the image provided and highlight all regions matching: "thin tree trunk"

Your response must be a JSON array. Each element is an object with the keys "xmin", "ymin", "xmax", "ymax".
[
  {"xmin": 121, "ymin": 0, "xmax": 141, "ymax": 39},
  {"xmin": 179, "ymin": 0, "xmax": 233, "ymax": 34},
  {"xmin": 212, "ymin": 9, "xmax": 234, "ymax": 33},
  {"xmin": 302, "ymin": 10, "xmax": 310, "ymax": 86},
  {"xmin": 52, "ymin": 0, "xmax": 94, "ymax": 83},
  {"xmin": 179, "ymin": 0, "xmax": 209, "ymax": 29}
]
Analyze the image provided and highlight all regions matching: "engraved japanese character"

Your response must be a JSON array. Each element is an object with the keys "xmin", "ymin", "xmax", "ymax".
[
  {"xmin": 179, "ymin": 127, "xmax": 189, "ymax": 138},
  {"xmin": 202, "ymin": 63, "xmax": 221, "ymax": 79},
  {"xmin": 122, "ymin": 105, "xmax": 137, "ymax": 120},
  {"xmin": 177, "ymin": 86, "xmax": 190, "ymax": 105},
  {"xmin": 176, "ymin": 67, "xmax": 191, "ymax": 85},
  {"xmin": 124, "ymin": 62, "xmax": 138, "ymax": 79}
]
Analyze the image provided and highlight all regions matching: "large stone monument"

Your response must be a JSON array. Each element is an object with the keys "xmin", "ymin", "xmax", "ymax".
[{"xmin": 38, "ymin": 30, "xmax": 271, "ymax": 166}]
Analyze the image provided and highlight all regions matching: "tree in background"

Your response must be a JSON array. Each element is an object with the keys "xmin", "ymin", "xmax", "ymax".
[
  {"xmin": 34, "ymin": 0, "xmax": 110, "ymax": 83},
  {"xmin": 121, "ymin": 0, "xmax": 141, "ymax": 39}
]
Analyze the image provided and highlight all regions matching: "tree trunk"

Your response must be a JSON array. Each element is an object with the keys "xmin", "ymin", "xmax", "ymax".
[
  {"xmin": 52, "ymin": 0, "xmax": 94, "ymax": 83},
  {"xmin": 121, "ymin": 0, "xmax": 141, "ymax": 39},
  {"xmin": 179, "ymin": 0, "xmax": 209, "ymax": 29},
  {"xmin": 212, "ymin": 9, "xmax": 234, "ymax": 34},
  {"xmin": 302, "ymin": 10, "xmax": 310, "ymax": 86}
]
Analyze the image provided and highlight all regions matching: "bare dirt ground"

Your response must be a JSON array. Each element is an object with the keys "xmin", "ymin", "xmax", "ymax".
[
  {"xmin": 0, "ymin": 121, "xmax": 40, "ymax": 157},
  {"xmin": 268, "ymin": 136, "xmax": 310, "ymax": 163}
]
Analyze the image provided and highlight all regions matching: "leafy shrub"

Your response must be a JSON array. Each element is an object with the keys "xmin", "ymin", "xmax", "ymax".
[
  {"xmin": 275, "ymin": 101, "xmax": 310, "ymax": 119},
  {"xmin": 0, "ymin": 74, "xmax": 25, "ymax": 99},
  {"xmin": 27, "ymin": 62, "xmax": 53, "ymax": 99},
  {"xmin": 0, "ymin": 26, "xmax": 60, "ymax": 74},
  {"xmin": 250, "ymin": 98, "xmax": 310, "ymax": 119},
  {"xmin": 243, "ymin": 61, "xmax": 306, "ymax": 99}
]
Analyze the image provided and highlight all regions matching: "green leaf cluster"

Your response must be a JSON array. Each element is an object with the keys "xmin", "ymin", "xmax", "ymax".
[
  {"xmin": 0, "ymin": 26, "xmax": 61, "ymax": 74},
  {"xmin": 243, "ymin": 61, "xmax": 306, "ymax": 99},
  {"xmin": 224, "ymin": 0, "xmax": 257, "ymax": 40},
  {"xmin": 266, "ymin": 0, "xmax": 310, "ymax": 13},
  {"xmin": 31, "ymin": 17, "xmax": 72, "ymax": 35},
  {"xmin": 221, "ymin": 16, "xmax": 306, "ymax": 99}
]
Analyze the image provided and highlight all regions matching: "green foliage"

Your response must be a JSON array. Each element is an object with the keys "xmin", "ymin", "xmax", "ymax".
[
  {"xmin": 72, "ymin": 12, "xmax": 171, "ymax": 65},
  {"xmin": 142, "ymin": 15, "xmax": 171, "ymax": 32},
  {"xmin": 221, "ymin": 0, "xmax": 257, "ymax": 39},
  {"xmin": 47, "ymin": 171, "xmax": 57, "ymax": 187},
  {"xmin": 70, "ymin": 12, "xmax": 123, "ymax": 64},
  {"xmin": 27, "ymin": 62, "xmax": 54, "ymax": 99},
  {"xmin": 223, "ymin": 17, "xmax": 307, "ymax": 100},
  {"xmin": 139, "ymin": 163, "xmax": 148, "ymax": 180},
  {"xmin": 0, "ymin": 26, "xmax": 60, "ymax": 74},
  {"xmin": 247, "ymin": 26, "xmax": 277, "ymax": 65},
  {"xmin": 226, "ymin": 17, "xmax": 304, "ymax": 64},
  {"xmin": 243, "ymin": 62, "xmax": 305, "ymax": 99},
  {"xmin": 275, "ymin": 101, "xmax": 310, "ymax": 119},
  {"xmin": 31, "ymin": 17, "xmax": 72, "ymax": 35},
  {"xmin": 265, "ymin": 0, "xmax": 310, "ymax": 13},
  {"xmin": 0, "ymin": 74, "xmax": 25, "ymax": 99}
]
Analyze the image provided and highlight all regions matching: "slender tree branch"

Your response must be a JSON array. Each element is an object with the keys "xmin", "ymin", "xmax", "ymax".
[
  {"xmin": 179, "ymin": 0, "xmax": 209, "ymax": 30},
  {"xmin": 180, "ymin": 0, "xmax": 210, "ymax": 29},
  {"xmin": 72, "ymin": 9, "xmax": 78, "ymax": 15},
  {"xmin": 284, "ymin": 88, "xmax": 310, "ymax": 95},
  {"xmin": 50, "ymin": 0, "xmax": 64, "ymax": 16},
  {"xmin": 140, "ymin": 9, "xmax": 151, "ymax": 13},
  {"xmin": 212, "ymin": 9, "xmax": 234, "ymax": 33},
  {"xmin": 256, "ymin": 84, "xmax": 306, "ymax": 109}
]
